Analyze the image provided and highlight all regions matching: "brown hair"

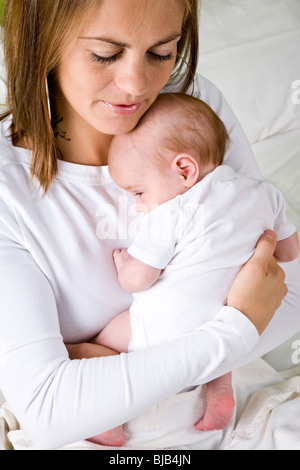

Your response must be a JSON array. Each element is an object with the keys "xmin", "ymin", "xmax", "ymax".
[
  {"xmin": 173, "ymin": 0, "xmax": 199, "ymax": 94},
  {"xmin": 1, "ymin": 0, "xmax": 199, "ymax": 194},
  {"xmin": 133, "ymin": 93, "xmax": 230, "ymax": 168}
]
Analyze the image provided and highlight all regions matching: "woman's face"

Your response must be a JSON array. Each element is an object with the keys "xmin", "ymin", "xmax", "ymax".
[{"xmin": 56, "ymin": 0, "xmax": 185, "ymax": 137}]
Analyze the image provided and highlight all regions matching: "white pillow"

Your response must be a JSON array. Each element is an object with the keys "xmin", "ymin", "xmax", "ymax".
[{"xmin": 197, "ymin": 0, "xmax": 300, "ymax": 144}]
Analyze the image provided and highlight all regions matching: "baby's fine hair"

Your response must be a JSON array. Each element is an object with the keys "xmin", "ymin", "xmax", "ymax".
[{"xmin": 134, "ymin": 93, "xmax": 230, "ymax": 168}]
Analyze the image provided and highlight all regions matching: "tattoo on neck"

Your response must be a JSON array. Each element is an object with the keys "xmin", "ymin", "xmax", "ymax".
[
  {"xmin": 52, "ymin": 112, "xmax": 71, "ymax": 142},
  {"xmin": 56, "ymin": 147, "xmax": 64, "ymax": 161}
]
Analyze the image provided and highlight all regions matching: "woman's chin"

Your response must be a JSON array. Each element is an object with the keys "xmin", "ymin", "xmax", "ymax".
[
  {"xmin": 96, "ymin": 105, "xmax": 150, "ymax": 136},
  {"xmin": 100, "ymin": 120, "xmax": 141, "ymax": 137}
]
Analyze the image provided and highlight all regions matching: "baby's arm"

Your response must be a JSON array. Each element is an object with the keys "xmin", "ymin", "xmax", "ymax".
[
  {"xmin": 90, "ymin": 249, "xmax": 162, "ymax": 355},
  {"xmin": 275, "ymin": 232, "xmax": 300, "ymax": 262},
  {"xmin": 113, "ymin": 249, "xmax": 162, "ymax": 293}
]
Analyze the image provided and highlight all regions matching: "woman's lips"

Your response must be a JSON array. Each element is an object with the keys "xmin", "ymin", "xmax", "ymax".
[{"xmin": 102, "ymin": 101, "xmax": 142, "ymax": 116}]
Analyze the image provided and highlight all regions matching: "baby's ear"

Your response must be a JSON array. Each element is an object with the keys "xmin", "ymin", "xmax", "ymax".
[{"xmin": 172, "ymin": 154, "xmax": 200, "ymax": 188}]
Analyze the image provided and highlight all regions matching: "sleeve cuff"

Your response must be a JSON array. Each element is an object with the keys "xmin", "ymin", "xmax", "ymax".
[
  {"xmin": 214, "ymin": 306, "xmax": 260, "ymax": 351},
  {"xmin": 127, "ymin": 245, "xmax": 169, "ymax": 270}
]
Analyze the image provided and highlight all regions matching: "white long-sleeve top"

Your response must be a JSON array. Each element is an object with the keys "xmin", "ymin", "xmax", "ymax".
[{"xmin": 0, "ymin": 76, "xmax": 299, "ymax": 450}]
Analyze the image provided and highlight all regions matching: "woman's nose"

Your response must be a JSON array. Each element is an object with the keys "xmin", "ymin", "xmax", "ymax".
[{"xmin": 114, "ymin": 58, "xmax": 148, "ymax": 97}]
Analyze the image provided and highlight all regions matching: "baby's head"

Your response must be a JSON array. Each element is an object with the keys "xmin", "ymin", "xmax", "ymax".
[{"xmin": 108, "ymin": 93, "xmax": 229, "ymax": 213}]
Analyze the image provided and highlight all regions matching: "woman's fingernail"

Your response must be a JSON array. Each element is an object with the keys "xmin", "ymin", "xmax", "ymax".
[{"xmin": 264, "ymin": 230, "xmax": 277, "ymax": 241}]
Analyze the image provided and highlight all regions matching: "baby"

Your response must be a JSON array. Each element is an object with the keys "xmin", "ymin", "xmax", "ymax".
[{"xmin": 90, "ymin": 93, "xmax": 300, "ymax": 447}]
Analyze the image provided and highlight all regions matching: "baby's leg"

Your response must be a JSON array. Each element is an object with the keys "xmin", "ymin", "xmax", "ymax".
[
  {"xmin": 194, "ymin": 372, "xmax": 235, "ymax": 432},
  {"xmin": 93, "ymin": 310, "xmax": 132, "ymax": 354},
  {"xmin": 88, "ymin": 310, "xmax": 131, "ymax": 447}
]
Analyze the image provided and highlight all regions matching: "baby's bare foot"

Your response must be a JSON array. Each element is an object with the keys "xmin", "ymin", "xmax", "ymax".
[
  {"xmin": 87, "ymin": 426, "xmax": 126, "ymax": 447},
  {"xmin": 195, "ymin": 378, "xmax": 235, "ymax": 432}
]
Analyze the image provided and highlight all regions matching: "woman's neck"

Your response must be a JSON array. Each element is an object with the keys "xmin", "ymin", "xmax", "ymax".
[
  {"xmin": 51, "ymin": 89, "xmax": 114, "ymax": 166},
  {"xmin": 54, "ymin": 112, "xmax": 114, "ymax": 166}
]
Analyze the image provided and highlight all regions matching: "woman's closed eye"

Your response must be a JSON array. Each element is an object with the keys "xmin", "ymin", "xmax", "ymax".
[
  {"xmin": 89, "ymin": 51, "xmax": 123, "ymax": 65},
  {"xmin": 148, "ymin": 51, "xmax": 174, "ymax": 62},
  {"xmin": 89, "ymin": 50, "xmax": 174, "ymax": 65}
]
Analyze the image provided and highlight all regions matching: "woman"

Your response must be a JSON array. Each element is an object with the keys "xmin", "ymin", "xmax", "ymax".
[{"xmin": 0, "ymin": 0, "xmax": 297, "ymax": 450}]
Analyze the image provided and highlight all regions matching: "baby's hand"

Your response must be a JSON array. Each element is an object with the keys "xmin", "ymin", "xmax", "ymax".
[{"xmin": 113, "ymin": 249, "xmax": 131, "ymax": 274}]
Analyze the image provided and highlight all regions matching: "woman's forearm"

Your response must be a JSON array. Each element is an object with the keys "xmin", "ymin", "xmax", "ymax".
[
  {"xmin": 0, "ymin": 231, "xmax": 288, "ymax": 450},
  {"xmin": 6, "ymin": 310, "xmax": 257, "ymax": 450}
]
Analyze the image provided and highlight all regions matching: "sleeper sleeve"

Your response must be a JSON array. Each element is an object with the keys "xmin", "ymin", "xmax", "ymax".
[
  {"xmin": 271, "ymin": 185, "xmax": 297, "ymax": 241},
  {"xmin": 0, "ymin": 190, "xmax": 259, "ymax": 450},
  {"xmin": 127, "ymin": 200, "xmax": 179, "ymax": 269}
]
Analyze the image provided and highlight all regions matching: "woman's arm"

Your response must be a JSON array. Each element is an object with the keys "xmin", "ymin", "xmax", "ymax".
[
  {"xmin": 67, "ymin": 231, "xmax": 287, "ymax": 359},
  {"xmin": 0, "ymin": 228, "xmax": 286, "ymax": 450}
]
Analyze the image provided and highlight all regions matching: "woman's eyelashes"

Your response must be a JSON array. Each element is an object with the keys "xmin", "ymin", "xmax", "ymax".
[
  {"xmin": 89, "ymin": 51, "xmax": 122, "ymax": 64},
  {"xmin": 89, "ymin": 51, "xmax": 174, "ymax": 65},
  {"xmin": 148, "ymin": 52, "xmax": 174, "ymax": 62}
]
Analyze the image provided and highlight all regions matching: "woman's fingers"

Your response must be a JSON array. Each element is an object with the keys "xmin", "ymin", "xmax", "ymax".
[
  {"xmin": 227, "ymin": 230, "xmax": 287, "ymax": 335},
  {"xmin": 250, "ymin": 230, "xmax": 277, "ymax": 272}
]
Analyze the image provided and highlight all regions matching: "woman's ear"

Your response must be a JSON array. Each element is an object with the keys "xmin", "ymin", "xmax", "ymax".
[{"xmin": 171, "ymin": 154, "xmax": 200, "ymax": 188}]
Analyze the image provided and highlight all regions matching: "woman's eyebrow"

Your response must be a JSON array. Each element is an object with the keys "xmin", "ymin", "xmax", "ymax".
[
  {"xmin": 79, "ymin": 34, "xmax": 182, "ymax": 48},
  {"xmin": 152, "ymin": 34, "xmax": 182, "ymax": 48}
]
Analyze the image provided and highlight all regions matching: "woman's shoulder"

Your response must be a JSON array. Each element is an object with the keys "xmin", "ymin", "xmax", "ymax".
[
  {"xmin": 0, "ymin": 116, "xmax": 31, "ymax": 174},
  {"xmin": 164, "ymin": 74, "xmax": 225, "ymax": 105},
  {"xmin": 0, "ymin": 116, "xmax": 33, "ymax": 203}
]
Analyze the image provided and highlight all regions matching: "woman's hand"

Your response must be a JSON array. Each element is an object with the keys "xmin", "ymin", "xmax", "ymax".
[
  {"xmin": 227, "ymin": 230, "xmax": 288, "ymax": 335},
  {"xmin": 65, "ymin": 343, "xmax": 119, "ymax": 360}
]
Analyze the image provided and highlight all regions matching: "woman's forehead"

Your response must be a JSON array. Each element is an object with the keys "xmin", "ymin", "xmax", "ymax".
[{"xmin": 83, "ymin": 0, "xmax": 185, "ymax": 41}]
